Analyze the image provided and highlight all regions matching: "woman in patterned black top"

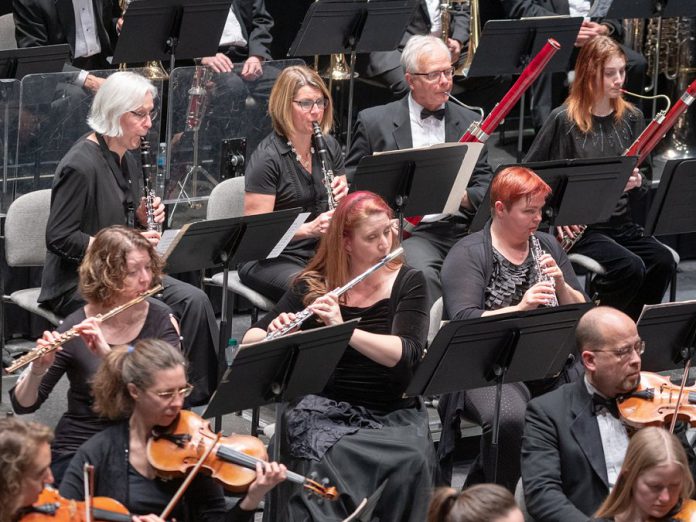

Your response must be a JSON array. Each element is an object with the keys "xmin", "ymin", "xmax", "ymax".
[{"xmin": 525, "ymin": 36, "xmax": 676, "ymax": 320}]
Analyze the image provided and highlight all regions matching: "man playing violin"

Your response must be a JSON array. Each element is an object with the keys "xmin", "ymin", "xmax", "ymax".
[{"xmin": 521, "ymin": 306, "xmax": 649, "ymax": 522}]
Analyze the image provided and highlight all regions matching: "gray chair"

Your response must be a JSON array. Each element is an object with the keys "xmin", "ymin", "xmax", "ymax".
[
  {"xmin": 204, "ymin": 177, "xmax": 275, "ymax": 325},
  {"xmin": 2, "ymin": 189, "xmax": 62, "ymax": 327},
  {"xmin": 0, "ymin": 14, "xmax": 17, "ymax": 51}
]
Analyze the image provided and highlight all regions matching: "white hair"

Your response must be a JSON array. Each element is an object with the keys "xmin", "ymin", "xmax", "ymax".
[
  {"xmin": 87, "ymin": 72, "xmax": 157, "ymax": 137},
  {"xmin": 401, "ymin": 35, "xmax": 450, "ymax": 73}
]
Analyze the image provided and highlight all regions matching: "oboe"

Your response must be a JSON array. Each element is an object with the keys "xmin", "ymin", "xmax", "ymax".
[
  {"xmin": 140, "ymin": 137, "xmax": 160, "ymax": 233},
  {"xmin": 6, "ymin": 285, "xmax": 164, "ymax": 373},
  {"xmin": 530, "ymin": 235, "xmax": 558, "ymax": 307},
  {"xmin": 265, "ymin": 247, "xmax": 404, "ymax": 340},
  {"xmin": 311, "ymin": 121, "xmax": 337, "ymax": 210}
]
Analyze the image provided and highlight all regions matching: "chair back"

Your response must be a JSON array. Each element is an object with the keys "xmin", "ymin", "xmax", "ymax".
[
  {"xmin": 5, "ymin": 189, "xmax": 52, "ymax": 267},
  {"xmin": 428, "ymin": 296, "xmax": 444, "ymax": 345},
  {"xmin": 207, "ymin": 177, "xmax": 245, "ymax": 220}
]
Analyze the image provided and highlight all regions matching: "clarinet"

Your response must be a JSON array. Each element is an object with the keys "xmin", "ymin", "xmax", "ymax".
[
  {"xmin": 265, "ymin": 247, "xmax": 404, "ymax": 341},
  {"xmin": 140, "ymin": 137, "xmax": 161, "ymax": 233},
  {"xmin": 311, "ymin": 121, "xmax": 337, "ymax": 210},
  {"xmin": 530, "ymin": 235, "xmax": 558, "ymax": 307}
]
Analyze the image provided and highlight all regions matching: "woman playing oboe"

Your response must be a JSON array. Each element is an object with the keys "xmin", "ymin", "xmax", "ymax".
[
  {"xmin": 525, "ymin": 35, "xmax": 676, "ymax": 319},
  {"xmin": 10, "ymin": 226, "xmax": 180, "ymax": 484},
  {"xmin": 243, "ymin": 191, "xmax": 435, "ymax": 521}
]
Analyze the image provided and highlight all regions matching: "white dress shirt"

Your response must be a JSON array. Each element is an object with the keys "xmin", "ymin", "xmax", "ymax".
[
  {"xmin": 72, "ymin": 0, "xmax": 101, "ymax": 58},
  {"xmin": 425, "ymin": 0, "xmax": 442, "ymax": 36},
  {"xmin": 219, "ymin": 7, "xmax": 247, "ymax": 48},
  {"xmin": 568, "ymin": 0, "xmax": 591, "ymax": 17}
]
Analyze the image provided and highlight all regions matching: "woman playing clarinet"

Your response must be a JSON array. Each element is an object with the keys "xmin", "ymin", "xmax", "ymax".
[
  {"xmin": 243, "ymin": 191, "xmax": 435, "ymax": 521},
  {"xmin": 525, "ymin": 35, "xmax": 676, "ymax": 319}
]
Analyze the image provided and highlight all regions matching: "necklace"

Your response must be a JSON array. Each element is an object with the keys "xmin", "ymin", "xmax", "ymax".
[{"xmin": 287, "ymin": 140, "xmax": 314, "ymax": 166}]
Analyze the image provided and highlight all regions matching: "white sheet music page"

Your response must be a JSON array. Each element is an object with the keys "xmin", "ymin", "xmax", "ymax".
[{"xmin": 267, "ymin": 212, "xmax": 310, "ymax": 259}]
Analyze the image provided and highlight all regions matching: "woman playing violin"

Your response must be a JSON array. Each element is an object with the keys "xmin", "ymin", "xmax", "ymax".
[
  {"xmin": 593, "ymin": 427, "xmax": 695, "ymax": 522},
  {"xmin": 243, "ymin": 191, "xmax": 435, "ymax": 521},
  {"xmin": 59, "ymin": 339, "xmax": 285, "ymax": 521},
  {"xmin": 10, "ymin": 226, "xmax": 180, "ymax": 484}
]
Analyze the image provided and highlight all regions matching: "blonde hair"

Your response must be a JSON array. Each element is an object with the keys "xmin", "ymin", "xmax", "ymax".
[
  {"xmin": 268, "ymin": 65, "xmax": 333, "ymax": 137},
  {"xmin": 91, "ymin": 339, "xmax": 187, "ymax": 419},
  {"xmin": 595, "ymin": 427, "xmax": 694, "ymax": 518},
  {"xmin": 0, "ymin": 417, "xmax": 53, "ymax": 522}
]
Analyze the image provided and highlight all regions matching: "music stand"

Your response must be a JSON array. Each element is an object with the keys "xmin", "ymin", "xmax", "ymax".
[
  {"xmin": 288, "ymin": 0, "xmax": 418, "ymax": 150},
  {"xmin": 0, "ymin": 45, "xmax": 71, "ymax": 80},
  {"xmin": 645, "ymin": 159, "xmax": 696, "ymax": 237},
  {"xmin": 464, "ymin": 17, "xmax": 581, "ymax": 160},
  {"xmin": 470, "ymin": 156, "xmax": 636, "ymax": 232},
  {"xmin": 351, "ymin": 142, "xmax": 483, "ymax": 241},
  {"xmin": 203, "ymin": 320, "xmax": 359, "ymax": 519},
  {"xmin": 637, "ymin": 301, "xmax": 696, "ymax": 373},
  {"xmin": 407, "ymin": 303, "xmax": 591, "ymax": 482},
  {"xmin": 159, "ymin": 208, "xmax": 303, "ymax": 383}
]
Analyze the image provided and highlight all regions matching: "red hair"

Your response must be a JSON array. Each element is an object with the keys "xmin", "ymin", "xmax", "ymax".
[
  {"xmin": 490, "ymin": 166, "xmax": 551, "ymax": 210},
  {"xmin": 298, "ymin": 191, "xmax": 402, "ymax": 305},
  {"xmin": 567, "ymin": 36, "xmax": 636, "ymax": 133}
]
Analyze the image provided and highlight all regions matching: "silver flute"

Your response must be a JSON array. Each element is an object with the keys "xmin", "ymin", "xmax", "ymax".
[
  {"xmin": 530, "ymin": 235, "xmax": 558, "ymax": 307},
  {"xmin": 311, "ymin": 121, "xmax": 337, "ymax": 210},
  {"xmin": 265, "ymin": 246, "xmax": 404, "ymax": 340}
]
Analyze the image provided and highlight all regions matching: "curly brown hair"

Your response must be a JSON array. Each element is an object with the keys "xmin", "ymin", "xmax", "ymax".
[
  {"xmin": 91, "ymin": 338, "xmax": 187, "ymax": 420},
  {"xmin": 0, "ymin": 417, "xmax": 53, "ymax": 522},
  {"xmin": 79, "ymin": 226, "xmax": 163, "ymax": 306}
]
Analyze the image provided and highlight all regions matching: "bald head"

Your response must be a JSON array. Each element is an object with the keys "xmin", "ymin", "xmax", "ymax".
[{"xmin": 576, "ymin": 306, "xmax": 635, "ymax": 352}]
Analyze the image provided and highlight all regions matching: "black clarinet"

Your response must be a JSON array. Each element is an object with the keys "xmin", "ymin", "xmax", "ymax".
[
  {"xmin": 311, "ymin": 121, "xmax": 337, "ymax": 210},
  {"xmin": 140, "ymin": 137, "xmax": 160, "ymax": 233}
]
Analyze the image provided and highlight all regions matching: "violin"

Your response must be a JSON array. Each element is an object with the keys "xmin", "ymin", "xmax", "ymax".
[
  {"xmin": 618, "ymin": 372, "xmax": 696, "ymax": 430},
  {"xmin": 146, "ymin": 409, "xmax": 338, "ymax": 500},
  {"xmin": 19, "ymin": 487, "xmax": 132, "ymax": 522},
  {"xmin": 673, "ymin": 498, "xmax": 696, "ymax": 521}
]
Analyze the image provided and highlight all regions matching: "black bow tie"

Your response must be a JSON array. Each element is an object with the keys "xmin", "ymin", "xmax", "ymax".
[
  {"xmin": 592, "ymin": 394, "xmax": 620, "ymax": 418},
  {"xmin": 420, "ymin": 107, "xmax": 446, "ymax": 120}
]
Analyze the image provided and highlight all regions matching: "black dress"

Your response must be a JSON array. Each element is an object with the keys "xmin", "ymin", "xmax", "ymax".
[
  {"xmin": 253, "ymin": 266, "xmax": 436, "ymax": 521},
  {"xmin": 525, "ymin": 105, "xmax": 676, "ymax": 319},
  {"xmin": 9, "ymin": 299, "xmax": 179, "ymax": 482},
  {"xmin": 38, "ymin": 135, "xmax": 219, "ymax": 405},
  {"xmin": 238, "ymin": 131, "xmax": 345, "ymax": 301}
]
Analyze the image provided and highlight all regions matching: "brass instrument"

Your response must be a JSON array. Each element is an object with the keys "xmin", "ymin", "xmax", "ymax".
[
  {"xmin": 530, "ymin": 235, "xmax": 558, "ymax": 307},
  {"xmin": 441, "ymin": 0, "xmax": 479, "ymax": 76},
  {"xmin": 118, "ymin": 0, "xmax": 169, "ymax": 80},
  {"xmin": 264, "ymin": 247, "xmax": 404, "ymax": 341},
  {"xmin": 6, "ymin": 285, "xmax": 164, "ymax": 373}
]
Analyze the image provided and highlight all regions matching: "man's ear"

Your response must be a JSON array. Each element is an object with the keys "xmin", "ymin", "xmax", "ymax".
[{"xmin": 581, "ymin": 350, "xmax": 597, "ymax": 373}]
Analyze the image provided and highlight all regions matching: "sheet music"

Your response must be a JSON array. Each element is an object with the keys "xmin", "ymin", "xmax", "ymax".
[
  {"xmin": 266, "ymin": 212, "xmax": 310, "ymax": 259},
  {"xmin": 157, "ymin": 228, "xmax": 181, "ymax": 256}
]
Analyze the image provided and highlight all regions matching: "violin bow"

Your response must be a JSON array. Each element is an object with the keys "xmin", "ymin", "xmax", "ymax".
[
  {"xmin": 669, "ymin": 359, "xmax": 692, "ymax": 434},
  {"xmin": 159, "ymin": 431, "xmax": 222, "ymax": 519},
  {"xmin": 83, "ymin": 463, "xmax": 95, "ymax": 522}
]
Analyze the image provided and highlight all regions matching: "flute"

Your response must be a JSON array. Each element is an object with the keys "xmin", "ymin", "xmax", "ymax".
[
  {"xmin": 265, "ymin": 247, "xmax": 404, "ymax": 341},
  {"xmin": 6, "ymin": 285, "xmax": 164, "ymax": 374}
]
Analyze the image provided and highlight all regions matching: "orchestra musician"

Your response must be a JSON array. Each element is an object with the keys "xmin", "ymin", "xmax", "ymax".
[
  {"xmin": 0, "ymin": 417, "xmax": 54, "ymax": 522},
  {"xmin": 438, "ymin": 166, "xmax": 586, "ymax": 490},
  {"xmin": 593, "ymin": 427, "xmax": 695, "ymax": 522},
  {"xmin": 524, "ymin": 35, "xmax": 676, "ymax": 320},
  {"xmin": 243, "ymin": 191, "xmax": 435, "ymax": 521},
  {"xmin": 59, "ymin": 339, "xmax": 286, "ymax": 521},
  {"xmin": 37, "ymin": 71, "xmax": 219, "ymax": 406},
  {"xmin": 238, "ymin": 64, "xmax": 348, "ymax": 301},
  {"xmin": 10, "ymin": 226, "xmax": 180, "ymax": 484},
  {"xmin": 427, "ymin": 484, "xmax": 524, "ymax": 522}
]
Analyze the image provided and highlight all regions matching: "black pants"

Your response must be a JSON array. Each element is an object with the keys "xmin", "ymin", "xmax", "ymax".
[
  {"xmin": 45, "ymin": 275, "xmax": 219, "ymax": 406},
  {"xmin": 573, "ymin": 226, "xmax": 676, "ymax": 319},
  {"xmin": 238, "ymin": 254, "xmax": 309, "ymax": 303}
]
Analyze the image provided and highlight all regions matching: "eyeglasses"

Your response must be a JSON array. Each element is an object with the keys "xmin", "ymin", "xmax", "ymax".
[
  {"xmin": 129, "ymin": 109, "xmax": 158, "ymax": 121},
  {"xmin": 592, "ymin": 340, "xmax": 646, "ymax": 361},
  {"xmin": 151, "ymin": 383, "xmax": 194, "ymax": 401},
  {"xmin": 411, "ymin": 67, "xmax": 455, "ymax": 82},
  {"xmin": 293, "ymin": 98, "xmax": 329, "ymax": 111}
]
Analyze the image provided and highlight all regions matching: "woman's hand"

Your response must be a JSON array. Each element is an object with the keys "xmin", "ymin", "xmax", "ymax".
[
  {"xmin": 239, "ymin": 461, "xmax": 287, "ymax": 511},
  {"xmin": 305, "ymin": 210, "xmax": 334, "ymax": 238},
  {"xmin": 73, "ymin": 317, "xmax": 111, "ymax": 358},
  {"xmin": 518, "ymin": 281, "xmax": 557, "ymax": 310},
  {"xmin": 30, "ymin": 331, "xmax": 64, "ymax": 374},
  {"xmin": 624, "ymin": 168, "xmax": 642, "ymax": 192},
  {"xmin": 538, "ymin": 253, "xmax": 566, "ymax": 288},
  {"xmin": 331, "ymin": 175, "xmax": 349, "ymax": 204},
  {"xmin": 267, "ymin": 312, "xmax": 299, "ymax": 336},
  {"xmin": 309, "ymin": 293, "xmax": 343, "ymax": 326},
  {"xmin": 140, "ymin": 230, "xmax": 161, "ymax": 247},
  {"xmin": 135, "ymin": 196, "xmax": 165, "ymax": 227}
]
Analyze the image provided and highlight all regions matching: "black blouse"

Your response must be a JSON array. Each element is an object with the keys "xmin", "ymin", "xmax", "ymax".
[{"xmin": 253, "ymin": 266, "xmax": 429, "ymax": 413}]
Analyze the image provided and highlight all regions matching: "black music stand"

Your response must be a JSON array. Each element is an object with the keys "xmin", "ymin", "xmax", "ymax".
[
  {"xmin": 0, "ymin": 45, "xmax": 71, "ymax": 79},
  {"xmin": 637, "ymin": 301, "xmax": 696, "ymax": 373},
  {"xmin": 407, "ymin": 303, "xmax": 591, "ymax": 482},
  {"xmin": 351, "ymin": 142, "xmax": 483, "ymax": 241},
  {"xmin": 288, "ymin": 0, "xmax": 418, "ymax": 150},
  {"xmin": 645, "ymin": 159, "xmax": 696, "ymax": 237},
  {"xmin": 470, "ymin": 156, "xmax": 636, "ymax": 232},
  {"xmin": 465, "ymin": 17, "xmax": 581, "ymax": 160},
  {"xmin": 160, "ymin": 208, "xmax": 303, "ymax": 384},
  {"xmin": 203, "ymin": 320, "xmax": 359, "ymax": 519}
]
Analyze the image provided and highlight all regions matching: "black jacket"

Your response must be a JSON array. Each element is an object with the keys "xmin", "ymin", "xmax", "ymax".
[{"xmin": 228, "ymin": 0, "xmax": 273, "ymax": 60}]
